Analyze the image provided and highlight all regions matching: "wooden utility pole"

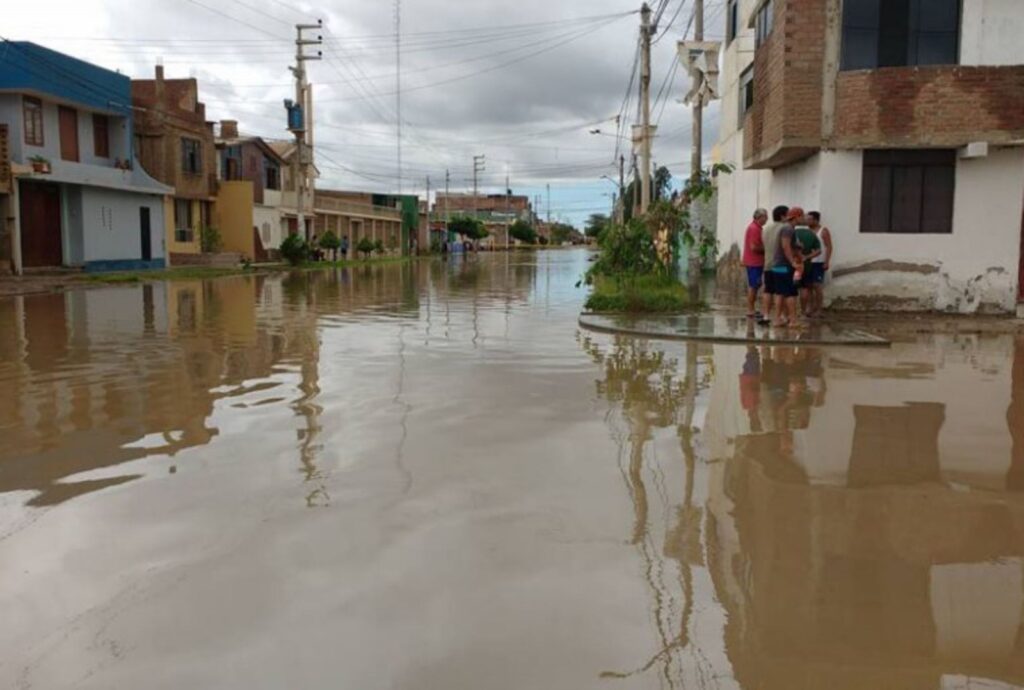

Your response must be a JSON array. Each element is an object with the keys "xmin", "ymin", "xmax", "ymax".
[
  {"xmin": 639, "ymin": 2, "xmax": 653, "ymax": 215},
  {"xmin": 618, "ymin": 154, "xmax": 625, "ymax": 222},
  {"xmin": 691, "ymin": 0, "xmax": 704, "ymax": 183}
]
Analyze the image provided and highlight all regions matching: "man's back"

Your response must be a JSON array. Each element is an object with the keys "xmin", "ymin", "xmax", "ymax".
[{"xmin": 763, "ymin": 222, "xmax": 783, "ymax": 269}]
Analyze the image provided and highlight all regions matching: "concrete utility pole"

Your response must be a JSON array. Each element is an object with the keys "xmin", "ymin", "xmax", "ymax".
[
  {"xmin": 639, "ymin": 2, "xmax": 654, "ymax": 215},
  {"xmin": 691, "ymin": 0, "xmax": 704, "ymax": 183},
  {"xmin": 395, "ymin": 0, "xmax": 402, "ymax": 193},
  {"xmin": 505, "ymin": 170, "xmax": 511, "ymax": 249},
  {"xmin": 472, "ymin": 154, "xmax": 485, "ymax": 220},
  {"xmin": 289, "ymin": 21, "xmax": 322, "ymax": 241},
  {"xmin": 425, "ymin": 175, "xmax": 430, "ymax": 253},
  {"xmin": 444, "ymin": 168, "xmax": 450, "ymax": 239},
  {"xmin": 618, "ymin": 153, "xmax": 625, "ymax": 222},
  {"xmin": 546, "ymin": 183, "xmax": 551, "ymax": 225}
]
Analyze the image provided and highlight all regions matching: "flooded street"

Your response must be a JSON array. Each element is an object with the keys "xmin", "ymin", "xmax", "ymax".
[{"xmin": 2, "ymin": 249, "xmax": 1024, "ymax": 690}]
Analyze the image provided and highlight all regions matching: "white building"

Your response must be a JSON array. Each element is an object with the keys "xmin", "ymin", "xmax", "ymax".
[
  {"xmin": 0, "ymin": 42, "xmax": 171, "ymax": 274},
  {"xmin": 715, "ymin": 0, "xmax": 1024, "ymax": 314}
]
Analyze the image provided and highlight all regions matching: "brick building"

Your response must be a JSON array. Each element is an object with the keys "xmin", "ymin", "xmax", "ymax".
[
  {"xmin": 715, "ymin": 0, "xmax": 1024, "ymax": 314},
  {"xmin": 313, "ymin": 189, "xmax": 405, "ymax": 254},
  {"xmin": 132, "ymin": 66, "xmax": 218, "ymax": 263}
]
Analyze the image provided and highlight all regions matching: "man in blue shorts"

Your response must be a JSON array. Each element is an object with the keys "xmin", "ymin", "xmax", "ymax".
[{"xmin": 768, "ymin": 207, "xmax": 803, "ymax": 328}]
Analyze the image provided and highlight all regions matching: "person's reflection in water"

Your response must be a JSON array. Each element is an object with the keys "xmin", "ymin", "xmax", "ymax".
[
  {"xmin": 740, "ymin": 345, "xmax": 763, "ymax": 434},
  {"xmin": 1009, "ymin": 336, "xmax": 1024, "ymax": 491}
]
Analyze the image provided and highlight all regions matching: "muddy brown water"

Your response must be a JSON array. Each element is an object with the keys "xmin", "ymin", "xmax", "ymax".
[{"xmin": 1, "ymin": 250, "xmax": 1023, "ymax": 690}]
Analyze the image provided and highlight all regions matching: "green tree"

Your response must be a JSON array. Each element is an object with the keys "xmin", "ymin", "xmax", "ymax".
[
  {"xmin": 356, "ymin": 237, "xmax": 375, "ymax": 259},
  {"xmin": 654, "ymin": 165, "xmax": 672, "ymax": 201},
  {"xmin": 373, "ymin": 239, "xmax": 386, "ymax": 255},
  {"xmin": 508, "ymin": 219, "xmax": 537, "ymax": 244},
  {"xmin": 319, "ymin": 230, "xmax": 340, "ymax": 261},
  {"xmin": 279, "ymin": 233, "xmax": 308, "ymax": 266},
  {"xmin": 448, "ymin": 215, "xmax": 488, "ymax": 241},
  {"xmin": 550, "ymin": 222, "xmax": 575, "ymax": 245},
  {"xmin": 584, "ymin": 214, "xmax": 610, "ymax": 239}
]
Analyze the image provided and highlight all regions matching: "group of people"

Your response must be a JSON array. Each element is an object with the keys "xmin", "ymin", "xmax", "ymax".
[{"xmin": 742, "ymin": 205, "xmax": 834, "ymax": 328}]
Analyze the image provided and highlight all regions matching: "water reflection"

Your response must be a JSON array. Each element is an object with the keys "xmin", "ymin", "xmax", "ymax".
[{"xmin": 588, "ymin": 333, "xmax": 1024, "ymax": 689}]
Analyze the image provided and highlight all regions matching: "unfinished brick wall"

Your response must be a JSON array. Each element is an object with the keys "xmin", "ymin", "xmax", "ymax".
[
  {"xmin": 132, "ymin": 70, "xmax": 217, "ymax": 200},
  {"xmin": 831, "ymin": 66, "xmax": 1024, "ymax": 148},
  {"xmin": 743, "ymin": 0, "xmax": 825, "ymax": 169}
]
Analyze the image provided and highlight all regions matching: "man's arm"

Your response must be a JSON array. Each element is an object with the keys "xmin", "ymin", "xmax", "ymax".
[
  {"xmin": 822, "ymin": 227, "xmax": 833, "ymax": 269},
  {"xmin": 782, "ymin": 234, "xmax": 798, "ymax": 268}
]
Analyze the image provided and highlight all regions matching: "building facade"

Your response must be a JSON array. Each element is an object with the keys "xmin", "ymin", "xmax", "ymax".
[
  {"xmin": 715, "ymin": 0, "xmax": 1024, "ymax": 313},
  {"xmin": 0, "ymin": 42, "xmax": 171, "ymax": 274},
  {"xmin": 314, "ymin": 189, "xmax": 405, "ymax": 254},
  {"xmin": 216, "ymin": 122, "xmax": 287, "ymax": 261},
  {"xmin": 132, "ymin": 65, "xmax": 218, "ymax": 264}
]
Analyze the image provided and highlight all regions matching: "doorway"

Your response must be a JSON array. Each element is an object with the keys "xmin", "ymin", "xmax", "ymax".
[
  {"xmin": 140, "ymin": 207, "xmax": 152, "ymax": 261},
  {"xmin": 58, "ymin": 106, "xmax": 79, "ymax": 162},
  {"xmin": 19, "ymin": 181, "xmax": 62, "ymax": 267}
]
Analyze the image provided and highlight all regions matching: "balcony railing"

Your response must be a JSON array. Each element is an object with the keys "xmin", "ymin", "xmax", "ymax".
[{"xmin": 314, "ymin": 196, "xmax": 402, "ymax": 220}]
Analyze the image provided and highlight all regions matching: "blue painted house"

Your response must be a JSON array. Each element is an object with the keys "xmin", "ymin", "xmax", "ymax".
[{"xmin": 0, "ymin": 41, "xmax": 171, "ymax": 273}]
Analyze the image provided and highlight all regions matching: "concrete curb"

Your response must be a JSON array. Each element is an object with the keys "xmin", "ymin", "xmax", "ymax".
[{"xmin": 578, "ymin": 313, "xmax": 891, "ymax": 348}]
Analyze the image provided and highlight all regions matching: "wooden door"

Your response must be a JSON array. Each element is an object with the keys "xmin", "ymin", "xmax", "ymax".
[
  {"xmin": 140, "ymin": 207, "xmax": 152, "ymax": 261},
  {"xmin": 58, "ymin": 106, "xmax": 79, "ymax": 162},
  {"xmin": 19, "ymin": 181, "xmax": 62, "ymax": 267}
]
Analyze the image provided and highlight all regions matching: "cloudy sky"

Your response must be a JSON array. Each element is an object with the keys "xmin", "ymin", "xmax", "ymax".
[{"xmin": 7, "ymin": 0, "xmax": 724, "ymax": 225}]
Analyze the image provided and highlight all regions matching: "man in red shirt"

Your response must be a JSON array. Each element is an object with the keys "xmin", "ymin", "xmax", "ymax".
[{"xmin": 742, "ymin": 208, "xmax": 768, "ymax": 319}]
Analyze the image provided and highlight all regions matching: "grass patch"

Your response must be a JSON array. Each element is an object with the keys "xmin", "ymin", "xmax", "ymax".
[{"xmin": 585, "ymin": 275, "xmax": 699, "ymax": 314}]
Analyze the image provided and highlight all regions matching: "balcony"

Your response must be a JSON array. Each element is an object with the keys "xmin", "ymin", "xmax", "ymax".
[{"xmin": 314, "ymin": 195, "xmax": 402, "ymax": 221}]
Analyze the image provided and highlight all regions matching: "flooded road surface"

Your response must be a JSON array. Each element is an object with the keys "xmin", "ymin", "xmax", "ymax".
[{"xmin": 2, "ymin": 250, "xmax": 1023, "ymax": 690}]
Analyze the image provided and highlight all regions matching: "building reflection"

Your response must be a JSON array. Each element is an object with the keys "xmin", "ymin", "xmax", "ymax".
[
  {"xmin": 587, "ymin": 331, "xmax": 1024, "ymax": 689},
  {"xmin": 704, "ymin": 337, "xmax": 1024, "ymax": 689}
]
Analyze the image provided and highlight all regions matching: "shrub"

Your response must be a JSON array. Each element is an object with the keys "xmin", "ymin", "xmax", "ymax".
[
  {"xmin": 584, "ymin": 274, "xmax": 694, "ymax": 314},
  {"xmin": 200, "ymin": 226, "xmax": 222, "ymax": 253},
  {"xmin": 508, "ymin": 219, "xmax": 537, "ymax": 244},
  {"xmin": 373, "ymin": 239, "xmax": 385, "ymax": 255},
  {"xmin": 356, "ymin": 237, "xmax": 375, "ymax": 259},
  {"xmin": 279, "ymin": 233, "xmax": 309, "ymax": 266},
  {"xmin": 319, "ymin": 230, "xmax": 340, "ymax": 261}
]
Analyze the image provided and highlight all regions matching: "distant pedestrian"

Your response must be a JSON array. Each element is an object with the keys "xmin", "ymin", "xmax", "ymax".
[
  {"xmin": 341, "ymin": 235, "xmax": 349, "ymax": 260},
  {"xmin": 758, "ymin": 205, "xmax": 789, "ymax": 325},
  {"xmin": 743, "ymin": 208, "xmax": 768, "ymax": 320},
  {"xmin": 807, "ymin": 212, "xmax": 832, "ymax": 317}
]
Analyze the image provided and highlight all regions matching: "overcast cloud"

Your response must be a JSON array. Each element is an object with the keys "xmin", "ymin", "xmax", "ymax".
[{"xmin": 7, "ymin": 0, "xmax": 724, "ymax": 224}]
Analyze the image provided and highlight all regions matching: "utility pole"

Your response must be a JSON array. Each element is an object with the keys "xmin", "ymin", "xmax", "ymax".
[
  {"xmin": 472, "ymin": 154, "xmax": 485, "ymax": 221},
  {"xmin": 425, "ymin": 175, "xmax": 430, "ymax": 254},
  {"xmin": 288, "ymin": 21, "xmax": 322, "ymax": 241},
  {"xmin": 691, "ymin": 0, "xmax": 704, "ymax": 183},
  {"xmin": 395, "ymin": 0, "xmax": 402, "ymax": 193},
  {"xmin": 618, "ymin": 154, "xmax": 625, "ymax": 223},
  {"xmin": 639, "ymin": 2, "xmax": 654, "ymax": 215},
  {"xmin": 546, "ymin": 183, "xmax": 551, "ymax": 225},
  {"xmin": 505, "ymin": 170, "xmax": 511, "ymax": 250}
]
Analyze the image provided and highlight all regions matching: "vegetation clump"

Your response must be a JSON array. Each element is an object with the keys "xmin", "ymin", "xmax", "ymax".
[{"xmin": 280, "ymin": 233, "xmax": 309, "ymax": 266}]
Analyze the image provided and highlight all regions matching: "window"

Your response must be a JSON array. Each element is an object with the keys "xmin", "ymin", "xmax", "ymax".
[
  {"xmin": 739, "ymin": 66, "xmax": 754, "ymax": 120},
  {"xmin": 755, "ymin": 0, "xmax": 774, "ymax": 48},
  {"xmin": 265, "ymin": 163, "xmax": 280, "ymax": 190},
  {"xmin": 92, "ymin": 114, "xmax": 109, "ymax": 158},
  {"xmin": 181, "ymin": 138, "xmax": 202, "ymax": 174},
  {"xmin": 860, "ymin": 150, "xmax": 955, "ymax": 234},
  {"xmin": 841, "ymin": 0, "xmax": 960, "ymax": 71},
  {"xmin": 23, "ymin": 97, "xmax": 44, "ymax": 146},
  {"xmin": 174, "ymin": 198, "xmax": 194, "ymax": 242},
  {"xmin": 726, "ymin": 0, "xmax": 739, "ymax": 45}
]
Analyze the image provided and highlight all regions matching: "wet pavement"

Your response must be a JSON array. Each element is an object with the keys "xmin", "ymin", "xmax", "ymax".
[{"xmin": 1, "ymin": 249, "xmax": 1023, "ymax": 690}]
